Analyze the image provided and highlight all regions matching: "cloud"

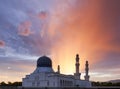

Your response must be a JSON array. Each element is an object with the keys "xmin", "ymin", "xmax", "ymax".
[
  {"xmin": 0, "ymin": 56, "xmax": 36, "ymax": 82},
  {"xmin": 0, "ymin": 0, "xmax": 56, "ymax": 56},
  {"xmin": 91, "ymin": 51, "xmax": 120, "ymax": 71},
  {"xmin": 18, "ymin": 21, "xmax": 34, "ymax": 36},
  {"xmin": 0, "ymin": 40, "xmax": 5, "ymax": 47},
  {"xmin": 0, "ymin": 0, "xmax": 120, "ymax": 82},
  {"xmin": 0, "ymin": 0, "xmax": 57, "ymax": 82},
  {"xmin": 0, "ymin": 56, "xmax": 36, "ymax": 72},
  {"xmin": 37, "ymin": 11, "xmax": 47, "ymax": 19},
  {"xmin": 47, "ymin": 0, "xmax": 120, "ymax": 77}
]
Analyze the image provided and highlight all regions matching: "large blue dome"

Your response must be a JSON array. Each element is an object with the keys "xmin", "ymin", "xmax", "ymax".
[{"xmin": 37, "ymin": 56, "xmax": 52, "ymax": 67}]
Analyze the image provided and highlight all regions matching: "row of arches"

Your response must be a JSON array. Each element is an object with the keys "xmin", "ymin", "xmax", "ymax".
[{"xmin": 60, "ymin": 80, "xmax": 73, "ymax": 87}]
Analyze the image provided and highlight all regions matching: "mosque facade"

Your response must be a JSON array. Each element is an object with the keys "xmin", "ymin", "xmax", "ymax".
[{"xmin": 22, "ymin": 54, "xmax": 91, "ymax": 88}]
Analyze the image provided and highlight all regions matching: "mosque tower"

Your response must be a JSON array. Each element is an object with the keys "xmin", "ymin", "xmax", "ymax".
[
  {"xmin": 74, "ymin": 54, "xmax": 81, "ymax": 79},
  {"xmin": 84, "ymin": 61, "xmax": 90, "ymax": 81},
  {"xmin": 57, "ymin": 65, "xmax": 60, "ymax": 74}
]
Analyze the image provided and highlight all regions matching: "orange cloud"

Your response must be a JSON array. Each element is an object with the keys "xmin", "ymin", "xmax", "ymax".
[{"xmin": 47, "ymin": 0, "xmax": 120, "ymax": 76}]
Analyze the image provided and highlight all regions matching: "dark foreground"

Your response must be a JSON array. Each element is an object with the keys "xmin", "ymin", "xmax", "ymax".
[{"xmin": 0, "ymin": 86, "xmax": 120, "ymax": 89}]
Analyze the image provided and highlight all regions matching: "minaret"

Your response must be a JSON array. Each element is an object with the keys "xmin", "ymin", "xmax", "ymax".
[
  {"xmin": 84, "ymin": 61, "xmax": 90, "ymax": 81},
  {"xmin": 57, "ymin": 65, "xmax": 60, "ymax": 73},
  {"xmin": 74, "ymin": 54, "xmax": 81, "ymax": 79}
]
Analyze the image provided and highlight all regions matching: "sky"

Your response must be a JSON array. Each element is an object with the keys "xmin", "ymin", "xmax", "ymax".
[{"xmin": 0, "ymin": 0, "xmax": 120, "ymax": 82}]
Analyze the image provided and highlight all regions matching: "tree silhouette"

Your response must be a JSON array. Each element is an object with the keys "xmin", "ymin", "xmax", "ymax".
[
  {"xmin": 92, "ymin": 81, "xmax": 120, "ymax": 86},
  {"xmin": 0, "ymin": 81, "xmax": 7, "ymax": 86},
  {"xmin": 0, "ymin": 81, "xmax": 22, "ymax": 86}
]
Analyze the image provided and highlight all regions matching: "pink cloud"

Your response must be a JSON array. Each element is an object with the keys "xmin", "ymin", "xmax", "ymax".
[
  {"xmin": 0, "ymin": 40, "xmax": 5, "ymax": 47},
  {"xmin": 18, "ymin": 21, "xmax": 33, "ymax": 36},
  {"xmin": 37, "ymin": 11, "xmax": 47, "ymax": 19}
]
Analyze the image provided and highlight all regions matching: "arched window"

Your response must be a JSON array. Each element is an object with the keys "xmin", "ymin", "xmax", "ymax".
[
  {"xmin": 35, "ymin": 76, "xmax": 39, "ymax": 80},
  {"xmin": 60, "ymin": 80, "xmax": 62, "ymax": 86},
  {"xmin": 47, "ymin": 81, "xmax": 49, "ymax": 86},
  {"xmin": 37, "ymin": 82, "xmax": 40, "ymax": 86},
  {"xmin": 32, "ymin": 82, "xmax": 35, "ymax": 86},
  {"xmin": 63, "ymin": 80, "xmax": 64, "ymax": 86}
]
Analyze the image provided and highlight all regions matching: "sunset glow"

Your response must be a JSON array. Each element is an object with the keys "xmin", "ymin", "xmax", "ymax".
[{"xmin": 0, "ymin": 0, "xmax": 120, "ymax": 82}]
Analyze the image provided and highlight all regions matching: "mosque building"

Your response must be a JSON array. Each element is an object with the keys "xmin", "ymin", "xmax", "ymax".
[{"xmin": 22, "ymin": 54, "xmax": 91, "ymax": 88}]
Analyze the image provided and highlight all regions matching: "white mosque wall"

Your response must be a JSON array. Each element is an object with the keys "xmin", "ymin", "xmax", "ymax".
[
  {"xmin": 22, "ymin": 72, "xmax": 91, "ymax": 87},
  {"xmin": 22, "ymin": 55, "xmax": 91, "ymax": 88}
]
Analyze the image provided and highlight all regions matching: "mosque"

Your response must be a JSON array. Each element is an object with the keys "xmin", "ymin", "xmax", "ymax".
[{"xmin": 22, "ymin": 54, "xmax": 91, "ymax": 88}]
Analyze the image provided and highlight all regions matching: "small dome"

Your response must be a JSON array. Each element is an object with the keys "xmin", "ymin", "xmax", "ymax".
[{"xmin": 37, "ymin": 56, "xmax": 52, "ymax": 67}]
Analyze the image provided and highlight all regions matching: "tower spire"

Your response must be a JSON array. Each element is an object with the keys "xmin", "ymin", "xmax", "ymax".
[
  {"xmin": 57, "ymin": 65, "xmax": 60, "ymax": 73},
  {"xmin": 84, "ymin": 61, "xmax": 90, "ymax": 81},
  {"xmin": 74, "ymin": 54, "xmax": 81, "ymax": 79}
]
